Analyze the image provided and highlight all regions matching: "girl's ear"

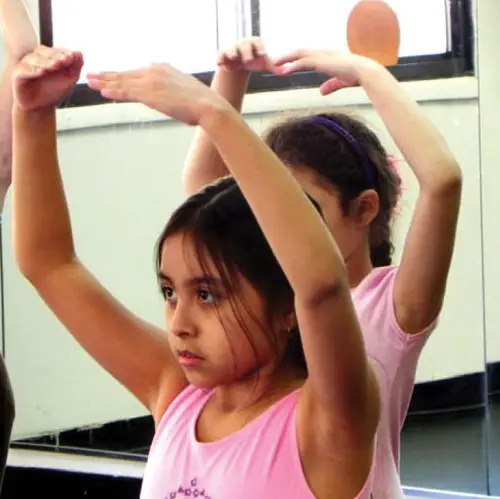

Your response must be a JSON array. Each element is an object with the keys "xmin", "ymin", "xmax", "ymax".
[
  {"xmin": 284, "ymin": 310, "xmax": 297, "ymax": 333},
  {"xmin": 276, "ymin": 307, "xmax": 297, "ymax": 335},
  {"xmin": 349, "ymin": 189, "xmax": 380, "ymax": 228}
]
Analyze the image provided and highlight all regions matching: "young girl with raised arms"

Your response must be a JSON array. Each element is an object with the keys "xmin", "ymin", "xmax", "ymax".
[{"xmin": 12, "ymin": 44, "xmax": 382, "ymax": 498}]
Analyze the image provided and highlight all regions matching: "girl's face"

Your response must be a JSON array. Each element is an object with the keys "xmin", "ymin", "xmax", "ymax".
[
  {"xmin": 290, "ymin": 165, "xmax": 358, "ymax": 257},
  {"xmin": 158, "ymin": 233, "xmax": 282, "ymax": 388},
  {"xmin": 290, "ymin": 165, "xmax": 378, "ymax": 264}
]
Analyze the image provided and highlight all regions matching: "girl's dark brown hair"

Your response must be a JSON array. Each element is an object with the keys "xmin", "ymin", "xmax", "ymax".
[
  {"xmin": 155, "ymin": 177, "xmax": 310, "ymax": 374},
  {"xmin": 264, "ymin": 112, "xmax": 402, "ymax": 267}
]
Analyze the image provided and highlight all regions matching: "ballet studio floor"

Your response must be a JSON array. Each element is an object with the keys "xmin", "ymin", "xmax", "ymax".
[{"xmin": 400, "ymin": 396, "xmax": 500, "ymax": 495}]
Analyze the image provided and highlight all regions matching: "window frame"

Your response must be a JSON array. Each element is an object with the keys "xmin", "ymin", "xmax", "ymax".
[
  {"xmin": 39, "ymin": 0, "xmax": 221, "ymax": 107},
  {"xmin": 246, "ymin": 0, "xmax": 475, "ymax": 92},
  {"xmin": 39, "ymin": 0, "xmax": 474, "ymax": 108}
]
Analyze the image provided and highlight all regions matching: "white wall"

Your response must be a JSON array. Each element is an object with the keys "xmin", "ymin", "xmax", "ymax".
[
  {"xmin": 0, "ymin": 1, "xmax": 490, "ymax": 438},
  {"xmin": 1, "ymin": 83, "xmax": 484, "ymax": 439}
]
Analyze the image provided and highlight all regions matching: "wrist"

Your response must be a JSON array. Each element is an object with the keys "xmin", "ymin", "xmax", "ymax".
[
  {"xmin": 7, "ymin": 44, "xmax": 36, "ymax": 63},
  {"xmin": 212, "ymin": 68, "xmax": 250, "ymax": 111},
  {"xmin": 354, "ymin": 57, "xmax": 387, "ymax": 86},
  {"xmin": 4, "ymin": 34, "xmax": 38, "ymax": 61},
  {"xmin": 12, "ymin": 105, "xmax": 56, "ymax": 127},
  {"xmin": 213, "ymin": 67, "xmax": 251, "ymax": 91},
  {"xmin": 215, "ymin": 66, "xmax": 250, "ymax": 80},
  {"xmin": 199, "ymin": 97, "xmax": 239, "ymax": 136}
]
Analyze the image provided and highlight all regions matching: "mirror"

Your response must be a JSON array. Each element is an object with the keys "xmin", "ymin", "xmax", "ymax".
[
  {"xmin": 478, "ymin": 0, "xmax": 500, "ymax": 496},
  {"xmin": 0, "ymin": 0, "xmax": 495, "ymax": 497}
]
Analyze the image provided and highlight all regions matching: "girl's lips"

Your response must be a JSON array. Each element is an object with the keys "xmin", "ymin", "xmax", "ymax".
[
  {"xmin": 177, "ymin": 349, "xmax": 204, "ymax": 359},
  {"xmin": 177, "ymin": 350, "xmax": 205, "ymax": 367}
]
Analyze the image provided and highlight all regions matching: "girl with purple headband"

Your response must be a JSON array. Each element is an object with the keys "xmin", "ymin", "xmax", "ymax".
[{"xmin": 183, "ymin": 39, "xmax": 463, "ymax": 497}]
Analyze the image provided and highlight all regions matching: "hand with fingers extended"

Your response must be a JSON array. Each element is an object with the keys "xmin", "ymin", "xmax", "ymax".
[
  {"xmin": 273, "ymin": 49, "xmax": 380, "ymax": 95},
  {"xmin": 88, "ymin": 64, "xmax": 228, "ymax": 126},
  {"xmin": 217, "ymin": 37, "xmax": 276, "ymax": 74},
  {"xmin": 13, "ymin": 45, "xmax": 83, "ymax": 112}
]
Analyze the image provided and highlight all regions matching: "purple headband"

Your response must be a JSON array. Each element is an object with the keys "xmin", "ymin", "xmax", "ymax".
[{"xmin": 310, "ymin": 116, "xmax": 376, "ymax": 188}]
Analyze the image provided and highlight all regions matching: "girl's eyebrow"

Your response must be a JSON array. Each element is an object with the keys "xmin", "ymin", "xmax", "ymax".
[{"xmin": 157, "ymin": 272, "xmax": 222, "ymax": 288}]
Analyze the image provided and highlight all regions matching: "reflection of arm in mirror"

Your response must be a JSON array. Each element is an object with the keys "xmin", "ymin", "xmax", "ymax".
[
  {"xmin": 11, "ymin": 47, "xmax": 188, "ymax": 425},
  {"xmin": 0, "ymin": 0, "xmax": 38, "ymax": 61},
  {"xmin": 0, "ymin": 58, "xmax": 14, "ymax": 206},
  {"xmin": 0, "ymin": 0, "xmax": 38, "ymax": 207},
  {"xmin": 182, "ymin": 38, "xmax": 276, "ymax": 196}
]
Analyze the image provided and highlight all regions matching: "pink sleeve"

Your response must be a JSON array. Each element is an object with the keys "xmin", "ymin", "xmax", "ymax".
[{"xmin": 384, "ymin": 267, "xmax": 438, "ymax": 350}]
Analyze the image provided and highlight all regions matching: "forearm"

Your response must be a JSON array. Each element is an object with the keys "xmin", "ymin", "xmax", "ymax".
[
  {"xmin": 211, "ymin": 68, "xmax": 250, "ymax": 110},
  {"xmin": 12, "ymin": 108, "xmax": 76, "ymax": 279},
  {"xmin": 0, "ymin": 0, "xmax": 38, "ymax": 60},
  {"xmin": 182, "ymin": 69, "xmax": 250, "ymax": 195},
  {"xmin": 358, "ymin": 62, "xmax": 462, "ymax": 191},
  {"xmin": 201, "ymin": 104, "xmax": 347, "ymax": 299}
]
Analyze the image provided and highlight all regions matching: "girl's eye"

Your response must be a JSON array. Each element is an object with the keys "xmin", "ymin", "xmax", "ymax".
[
  {"xmin": 199, "ymin": 289, "xmax": 216, "ymax": 305},
  {"xmin": 161, "ymin": 286, "xmax": 176, "ymax": 301}
]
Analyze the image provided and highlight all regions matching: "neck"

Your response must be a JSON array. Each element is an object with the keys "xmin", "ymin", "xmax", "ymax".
[
  {"xmin": 346, "ymin": 241, "xmax": 374, "ymax": 289},
  {"xmin": 210, "ymin": 361, "xmax": 305, "ymax": 413}
]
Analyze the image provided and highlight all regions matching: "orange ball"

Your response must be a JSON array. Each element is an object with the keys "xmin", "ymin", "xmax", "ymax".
[{"xmin": 347, "ymin": 0, "xmax": 400, "ymax": 66}]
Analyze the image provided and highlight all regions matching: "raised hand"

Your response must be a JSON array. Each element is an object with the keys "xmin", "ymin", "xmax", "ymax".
[
  {"xmin": 87, "ymin": 64, "xmax": 227, "ymax": 126},
  {"xmin": 273, "ymin": 49, "xmax": 379, "ymax": 95},
  {"xmin": 13, "ymin": 45, "xmax": 83, "ymax": 111},
  {"xmin": 217, "ymin": 37, "xmax": 276, "ymax": 73}
]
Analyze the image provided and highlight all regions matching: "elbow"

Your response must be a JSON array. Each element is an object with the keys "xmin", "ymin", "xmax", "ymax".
[
  {"xmin": 182, "ymin": 171, "xmax": 201, "ymax": 198},
  {"xmin": 16, "ymin": 251, "xmax": 76, "ymax": 287},
  {"xmin": 15, "ymin": 249, "xmax": 42, "ymax": 283},
  {"xmin": 14, "ymin": 233, "xmax": 77, "ymax": 284},
  {"xmin": 298, "ymin": 276, "xmax": 348, "ymax": 309},
  {"xmin": 424, "ymin": 161, "xmax": 463, "ymax": 197},
  {"xmin": 17, "ymin": 261, "xmax": 41, "ymax": 285},
  {"xmin": 16, "ymin": 258, "xmax": 43, "ymax": 286},
  {"xmin": 441, "ymin": 166, "xmax": 462, "ymax": 193}
]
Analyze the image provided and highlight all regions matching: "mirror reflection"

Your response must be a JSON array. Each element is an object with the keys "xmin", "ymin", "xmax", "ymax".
[{"xmin": 478, "ymin": 0, "xmax": 500, "ymax": 495}]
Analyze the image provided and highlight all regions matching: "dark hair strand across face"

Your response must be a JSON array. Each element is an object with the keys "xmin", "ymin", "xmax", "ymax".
[{"xmin": 156, "ymin": 177, "xmax": 310, "ymax": 374}]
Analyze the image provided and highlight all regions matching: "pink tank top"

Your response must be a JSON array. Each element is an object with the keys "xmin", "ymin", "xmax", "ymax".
[
  {"xmin": 352, "ymin": 266, "xmax": 436, "ymax": 498},
  {"xmin": 141, "ymin": 386, "xmax": 375, "ymax": 498}
]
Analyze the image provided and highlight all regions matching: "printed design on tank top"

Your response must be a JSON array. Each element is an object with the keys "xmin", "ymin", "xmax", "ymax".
[
  {"xmin": 167, "ymin": 478, "xmax": 211, "ymax": 498},
  {"xmin": 165, "ymin": 477, "xmax": 374, "ymax": 498}
]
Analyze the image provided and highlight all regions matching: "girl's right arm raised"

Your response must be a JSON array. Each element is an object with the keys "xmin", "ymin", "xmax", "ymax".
[
  {"xmin": 12, "ymin": 47, "xmax": 187, "ymax": 424},
  {"xmin": 183, "ymin": 38, "xmax": 274, "ymax": 196}
]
